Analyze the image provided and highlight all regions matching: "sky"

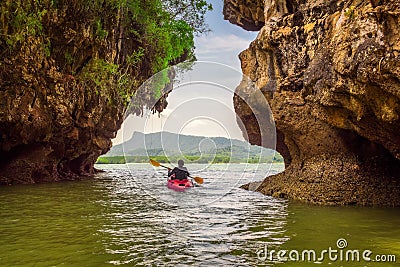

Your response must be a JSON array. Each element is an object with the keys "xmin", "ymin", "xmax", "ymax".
[
  {"xmin": 112, "ymin": 0, "xmax": 258, "ymax": 145},
  {"xmin": 194, "ymin": 0, "xmax": 258, "ymax": 69}
]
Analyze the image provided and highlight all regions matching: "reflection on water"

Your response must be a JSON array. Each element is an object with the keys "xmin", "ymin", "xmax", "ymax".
[
  {"xmin": 0, "ymin": 164, "xmax": 399, "ymax": 266},
  {"xmin": 98, "ymin": 164, "xmax": 288, "ymax": 266},
  {"xmin": 278, "ymin": 203, "xmax": 400, "ymax": 267}
]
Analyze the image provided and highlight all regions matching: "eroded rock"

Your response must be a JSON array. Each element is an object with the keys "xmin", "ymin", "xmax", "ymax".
[
  {"xmin": 0, "ymin": 2, "xmax": 171, "ymax": 184},
  {"xmin": 227, "ymin": 0, "xmax": 400, "ymax": 205},
  {"xmin": 223, "ymin": 0, "xmax": 265, "ymax": 31}
]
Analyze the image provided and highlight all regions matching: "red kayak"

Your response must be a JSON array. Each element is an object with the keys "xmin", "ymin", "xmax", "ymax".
[{"xmin": 167, "ymin": 179, "xmax": 193, "ymax": 191}]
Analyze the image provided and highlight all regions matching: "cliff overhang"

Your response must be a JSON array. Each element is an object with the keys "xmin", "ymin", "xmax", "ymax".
[{"xmin": 0, "ymin": 1, "xmax": 193, "ymax": 184}]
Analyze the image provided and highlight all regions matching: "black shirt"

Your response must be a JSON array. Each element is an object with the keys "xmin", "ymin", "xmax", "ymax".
[{"xmin": 168, "ymin": 167, "xmax": 190, "ymax": 180}]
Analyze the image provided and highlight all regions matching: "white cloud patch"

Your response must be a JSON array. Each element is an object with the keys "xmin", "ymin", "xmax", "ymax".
[{"xmin": 195, "ymin": 33, "xmax": 252, "ymax": 55}]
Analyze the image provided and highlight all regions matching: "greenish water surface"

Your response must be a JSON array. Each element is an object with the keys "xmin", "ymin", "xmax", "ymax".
[{"xmin": 0, "ymin": 163, "xmax": 398, "ymax": 266}]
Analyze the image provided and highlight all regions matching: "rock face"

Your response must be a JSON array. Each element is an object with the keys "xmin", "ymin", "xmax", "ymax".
[
  {"xmin": 0, "ymin": 2, "xmax": 169, "ymax": 184},
  {"xmin": 223, "ymin": 0, "xmax": 265, "ymax": 31},
  {"xmin": 225, "ymin": 0, "xmax": 400, "ymax": 205}
]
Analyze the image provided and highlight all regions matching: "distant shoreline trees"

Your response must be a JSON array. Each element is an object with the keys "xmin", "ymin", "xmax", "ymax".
[{"xmin": 96, "ymin": 154, "xmax": 284, "ymax": 164}]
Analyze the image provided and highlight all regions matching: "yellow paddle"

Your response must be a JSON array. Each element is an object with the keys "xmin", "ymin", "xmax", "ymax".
[{"xmin": 149, "ymin": 159, "xmax": 204, "ymax": 184}]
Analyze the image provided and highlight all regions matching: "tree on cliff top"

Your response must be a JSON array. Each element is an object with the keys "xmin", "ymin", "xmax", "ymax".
[{"xmin": 162, "ymin": 0, "xmax": 213, "ymax": 35}]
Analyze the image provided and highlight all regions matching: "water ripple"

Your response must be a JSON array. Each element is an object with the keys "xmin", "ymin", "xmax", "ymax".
[{"xmin": 94, "ymin": 164, "xmax": 288, "ymax": 266}]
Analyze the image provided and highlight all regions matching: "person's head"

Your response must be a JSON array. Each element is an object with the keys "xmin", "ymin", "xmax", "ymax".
[{"xmin": 178, "ymin": 159, "xmax": 184, "ymax": 167}]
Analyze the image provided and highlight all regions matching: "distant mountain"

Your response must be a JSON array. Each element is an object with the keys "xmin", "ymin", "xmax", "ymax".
[{"xmin": 106, "ymin": 131, "xmax": 278, "ymax": 161}]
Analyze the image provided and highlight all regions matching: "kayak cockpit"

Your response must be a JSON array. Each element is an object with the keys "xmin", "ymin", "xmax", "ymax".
[{"xmin": 167, "ymin": 179, "xmax": 193, "ymax": 191}]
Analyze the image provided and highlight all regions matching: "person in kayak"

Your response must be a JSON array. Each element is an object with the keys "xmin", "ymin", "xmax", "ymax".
[{"xmin": 168, "ymin": 159, "xmax": 190, "ymax": 180}]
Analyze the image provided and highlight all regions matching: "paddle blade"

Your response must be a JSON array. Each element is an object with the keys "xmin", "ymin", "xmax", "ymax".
[
  {"xmin": 193, "ymin": 176, "xmax": 204, "ymax": 184},
  {"xmin": 149, "ymin": 159, "xmax": 160, "ymax": 167}
]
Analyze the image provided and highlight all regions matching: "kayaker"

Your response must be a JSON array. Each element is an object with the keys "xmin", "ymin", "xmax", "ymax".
[{"xmin": 168, "ymin": 159, "xmax": 190, "ymax": 180}]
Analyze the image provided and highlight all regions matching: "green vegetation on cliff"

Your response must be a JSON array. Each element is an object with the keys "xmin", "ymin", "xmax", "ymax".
[
  {"xmin": 0, "ymin": 0, "xmax": 212, "ymax": 184},
  {"xmin": 0, "ymin": 0, "xmax": 212, "ymax": 106}
]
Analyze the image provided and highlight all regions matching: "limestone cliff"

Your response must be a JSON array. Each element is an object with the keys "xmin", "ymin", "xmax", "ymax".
[
  {"xmin": 225, "ymin": 0, "xmax": 400, "ymax": 205},
  {"xmin": 0, "ymin": 1, "xmax": 189, "ymax": 184}
]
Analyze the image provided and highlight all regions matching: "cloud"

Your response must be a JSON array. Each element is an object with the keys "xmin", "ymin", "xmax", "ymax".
[{"xmin": 195, "ymin": 33, "xmax": 252, "ymax": 55}]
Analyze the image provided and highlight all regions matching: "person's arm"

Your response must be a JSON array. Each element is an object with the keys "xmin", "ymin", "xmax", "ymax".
[
  {"xmin": 169, "ymin": 167, "xmax": 178, "ymax": 178},
  {"xmin": 183, "ymin": 167, "xmax": 190, "ymax": 177}
]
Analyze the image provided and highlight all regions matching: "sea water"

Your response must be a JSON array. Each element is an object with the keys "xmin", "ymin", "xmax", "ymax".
[{"xmin": 0, "ymin": 163, "xmax": 398, "ymax": 266}]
